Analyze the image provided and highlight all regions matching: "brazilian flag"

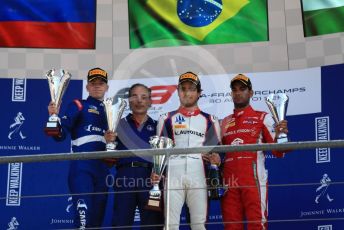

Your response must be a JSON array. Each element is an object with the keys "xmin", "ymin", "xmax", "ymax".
[{"xmin": 129, "ymin": 0, "xmax": 268, "ymax": 49}]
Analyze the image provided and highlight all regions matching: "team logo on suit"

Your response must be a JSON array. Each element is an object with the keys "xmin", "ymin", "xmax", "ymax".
[
  {"xmin": 174, "ymin": 115, "xmax": 187, "ymax": 129},
  {"xmin": 175, "ymin": 115, "xmax": 185, "ymax": 124}
]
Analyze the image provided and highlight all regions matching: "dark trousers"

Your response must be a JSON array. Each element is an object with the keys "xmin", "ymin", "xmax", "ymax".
[
  {"xmin": 69, "ymin": 160, "xmax": 110, "ymax": 228},
  {"xmin": 112, "ymin": 166, "xmax": 164, "ymax": 229}
]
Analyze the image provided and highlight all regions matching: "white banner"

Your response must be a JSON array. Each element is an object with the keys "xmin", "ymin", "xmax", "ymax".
[{"xmin": 83, "ymin": 67, "xmax": 321, "ymax": 120}]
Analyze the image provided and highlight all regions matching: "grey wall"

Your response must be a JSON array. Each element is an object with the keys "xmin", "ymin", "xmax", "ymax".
[{"xmin": 0, "ymin": 0, "xmax": 343, "ymax": 80}]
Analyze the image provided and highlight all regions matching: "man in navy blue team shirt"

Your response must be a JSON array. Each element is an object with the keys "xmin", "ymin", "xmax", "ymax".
[{"xmin": 106, "ymin": 83, "xmax": 164, "ymax": 229}]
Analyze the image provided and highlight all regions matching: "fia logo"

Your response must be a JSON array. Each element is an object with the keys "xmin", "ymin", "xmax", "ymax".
[
  {"xmin": 315, "ymin": 174, "xmax": 334, "ymax": 204},
  {"xmin": 175, "ymin": 115, "xmax": 185, "ymax": 124},
  {"xmin": 318, "ymin": 225, "xmax": 332, "ymax": 230},
  {"xmin": 7, "ymin": 217, "xmax": 19, "ymax": 230},
  {"xmin": 8, "ymin": 112, "xmax": 26, "ymax": 140}
]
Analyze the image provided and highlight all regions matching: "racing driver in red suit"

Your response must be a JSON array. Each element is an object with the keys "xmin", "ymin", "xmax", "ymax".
[{"xmin": 220, "ymin": 74, "xmax": 289, "ymax": 230}]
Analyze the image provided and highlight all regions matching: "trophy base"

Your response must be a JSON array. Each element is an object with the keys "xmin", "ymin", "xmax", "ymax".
[
  {"xmin": 44, "ymin": 121, "xmax": 61, "ymax": 136},
  {"xmin": 144, "ymin": 197, "xmax": 163, "ymax": 212},
  {"xmin": 106, "ymin": 142, "xmax": 117, "ymax": 151}
]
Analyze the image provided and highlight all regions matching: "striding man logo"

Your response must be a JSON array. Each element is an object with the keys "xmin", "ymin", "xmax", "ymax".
[
  {"xmin": 7, "ymin": 217, "xmax": 19, "ymax": 230},
  {"xmin": 8, "ymin": 112, "xmax": 26, "ymax": 140},
  {"xmin": 315, "ymin": 174, "xmax": 334, "ymax": 204}
]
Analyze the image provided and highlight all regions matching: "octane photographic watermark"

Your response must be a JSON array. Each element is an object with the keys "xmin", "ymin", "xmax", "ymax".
[{"xmin": 105, "ymin": 173, "xmax": 240, "ymax": 190}]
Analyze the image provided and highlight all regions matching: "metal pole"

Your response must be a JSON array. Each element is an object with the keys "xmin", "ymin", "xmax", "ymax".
[
  {"xmin": 165, "ymin": 152, "xmax": 171, "ymax": 230},
  {"xmin": 1, "ymin": 140, "xmax": 344, "ymax": 164}
]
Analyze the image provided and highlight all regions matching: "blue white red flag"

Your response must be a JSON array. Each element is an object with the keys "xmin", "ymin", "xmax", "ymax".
[{"xmin": 0, "ymin": 0, "xmax": 96, "ymax": 49}]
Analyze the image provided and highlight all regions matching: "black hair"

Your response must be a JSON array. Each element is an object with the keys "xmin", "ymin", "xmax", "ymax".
[{"xmin": 128, "ymin": 83, "xmax": 152, "ymax": 98}]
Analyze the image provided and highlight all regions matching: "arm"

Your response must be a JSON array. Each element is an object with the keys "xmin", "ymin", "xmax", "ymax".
[
  {"xmin": 156, "ymin": 113, "xmax": 173, "ymax": 139},
  {"xmin": 204, "ymin": 115, "xmax": 222, "ymax": 166},
  {"xmin": 53, "ymin": 100, "xmax": 81, "ymax": 141}
]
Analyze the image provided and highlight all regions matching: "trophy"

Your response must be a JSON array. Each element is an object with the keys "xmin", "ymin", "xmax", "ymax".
[
  {"xmin": 207, "ymin": 163, "xmax": 224, "ymax": 200},
  {"xmin": 145, "ymin": 136, "xmax": 174, "ymax": 211},
  {"xmin": 44, "ymin": 69, "xmax": 71, "ymax": 136},
  {"xmin": 104, "ymin": 97, "xmax": 127, "ymax": 151},
  {"xmin": 265, "ymin": 93, "xmax": 289, "ymax": 143}
]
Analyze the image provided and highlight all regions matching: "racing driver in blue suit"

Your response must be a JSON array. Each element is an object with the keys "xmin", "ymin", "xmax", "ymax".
[{"xmin": 47, "ymin": 67, "xmax": 113, "ymax": 229}]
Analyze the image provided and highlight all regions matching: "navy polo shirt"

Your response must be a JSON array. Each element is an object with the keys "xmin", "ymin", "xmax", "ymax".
[{"xmin": 115, "ymin": 113, "xmax": 157, "ymax": 164}]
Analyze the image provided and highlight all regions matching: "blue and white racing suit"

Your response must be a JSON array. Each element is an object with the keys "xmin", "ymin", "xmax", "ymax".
[
  {"xmin": 157, "ymin": 107, "xmax": 221, "ymax": 230},
  {"xmin": 55, "ymin": 96, "xmax": 111, "ymax": 229}
]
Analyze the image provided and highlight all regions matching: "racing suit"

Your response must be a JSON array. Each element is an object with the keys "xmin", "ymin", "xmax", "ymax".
[
  {"xmin": 220, "ymin": 105, "xmax": 284, "ymax": 230},
  {"xmin": 54, "ymin": 96, "xmax": 111, "ymax": 229},
  {"xmin": 157, "ymin": 107, "xmax": 221, "ymax": 230},
  {"xmin": 112, "ymin": 114, "xmax": 164, "ymax": 229}
]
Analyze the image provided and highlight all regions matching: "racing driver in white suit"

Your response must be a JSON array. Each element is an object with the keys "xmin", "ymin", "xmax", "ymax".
[{"xmin": 156, "ymin": 72, "xmax": 221, "ymax": 229}]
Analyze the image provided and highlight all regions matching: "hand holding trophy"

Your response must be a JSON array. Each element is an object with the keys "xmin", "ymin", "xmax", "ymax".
[
  {"xmin": 45, "ymin": 69, "xmax": 71, "ymax": 136},
  {"xmin": 265, "ymin": 93, "xmax": 289, "ymax": 143},
  {"xmin": 145, "ymin": 136, "xmax": 174, "ymax": 211},
  {"xmin": 104, "ymin": 97, "xmax": 127, "ymax": 151}
]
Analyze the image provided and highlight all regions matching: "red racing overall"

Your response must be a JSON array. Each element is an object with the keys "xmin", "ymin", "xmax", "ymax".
[{"xmin": 221, "ymin": 105, "xmax": 284, "ymax": 230}]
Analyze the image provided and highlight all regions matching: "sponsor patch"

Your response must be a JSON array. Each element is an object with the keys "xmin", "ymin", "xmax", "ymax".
[
  {"xmin": 175, "ymin": 115, "xmax": 185, "ymax": 124},
  {"xmin": 174, "ymin": 124, "xmax": 187, "ymax": 129},
  {"xmin": 225, "ymin": 120, "xmax": 236, "ymax": 129},
  {"xmin": 243, "ymin": 119, "xmax": 258, "ymax": 124},
  {"xmin": 88, "ymin": 109, "xmax": 99, "ymax": 115}
]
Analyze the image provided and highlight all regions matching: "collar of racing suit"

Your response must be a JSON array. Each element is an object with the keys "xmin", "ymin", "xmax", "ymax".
[
  {"xmin": 233, "ymin": 105, "xmax": 254, "ymax": 118},
  {"xmin": 178, "ymin": 106, "xmax": 201, "ymax": 117},
  {"xmin": 86, "ymin": 96, "xmax": 104, "ymax": 106}
]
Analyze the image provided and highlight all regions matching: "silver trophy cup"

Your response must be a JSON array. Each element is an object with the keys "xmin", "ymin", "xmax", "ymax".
[
  {"xmin": 265, "ymin": 93, "xmax": 289, "ymax": 143},
  {"xmin": 104, "ymin": 97, "xmax": 127, "ymax": 151},
  {"xmin": 45, "ymin": 69, "xmax": 71, "ymax": 136},
  {"xmin": 145, "ymin": 136, "xmax": 174, "ymax": 211}
]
